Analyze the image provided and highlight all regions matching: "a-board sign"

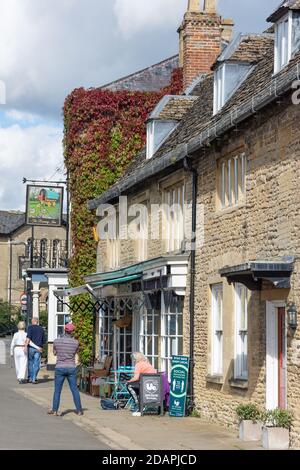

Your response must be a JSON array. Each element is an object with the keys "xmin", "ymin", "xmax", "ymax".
[
  {"xmin": 169, "ymin": 355, "xmax": 190, "ymax": 417},
  {"xmin": 139, "ymin": 374, "xmax": 164, "ymax": 416}
]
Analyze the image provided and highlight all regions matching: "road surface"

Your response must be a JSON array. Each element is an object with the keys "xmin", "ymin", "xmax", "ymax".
[{"xmin": 0, "ymin": 338, "xmax": 108, "ymax": 450}]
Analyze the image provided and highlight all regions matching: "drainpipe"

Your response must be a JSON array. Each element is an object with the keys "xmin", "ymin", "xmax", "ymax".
[
  {"xmin": 183, "ymin": 155, "xmax": 198, "ymax": 411},
  {"xmin": 9, "ymin": 236, "xmax": 13, "ymax": 312}
]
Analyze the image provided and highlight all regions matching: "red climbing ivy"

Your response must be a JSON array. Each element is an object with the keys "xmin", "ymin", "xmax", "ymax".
[{"xmin": 63, "ymin": 69, "xmax": 183, "ymax": 364}]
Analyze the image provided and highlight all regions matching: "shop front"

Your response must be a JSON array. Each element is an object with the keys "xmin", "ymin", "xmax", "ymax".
[{"xmin": 84, "ymin": 255, "xmax": 189, "ymax": 376}]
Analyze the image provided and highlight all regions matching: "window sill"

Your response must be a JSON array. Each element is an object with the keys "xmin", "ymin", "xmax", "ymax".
[
  {"xmin": 229, "ymin": 378, "xmax": 248, "ymax": 390},
  {"xmin": 214, "ymin": 202, "xmax": 246, "ymax": 218},
  {"xmin": 206, "ymin": 374, "xmax": 223, "ymax": 385}
]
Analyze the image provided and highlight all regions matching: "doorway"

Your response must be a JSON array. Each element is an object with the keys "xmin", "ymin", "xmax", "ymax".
[{"xmin": 266, "ymin": 301, "xmax": 287, "ymax": 410}]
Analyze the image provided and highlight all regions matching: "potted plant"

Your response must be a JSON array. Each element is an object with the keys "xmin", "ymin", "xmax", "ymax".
[
  {"xmin": 261, "ymin": 409, "xmax": 293, "ymax": 450},
  {"xmin": 236, "ymin": 403, "xmax": 262, "ymax": 441}
]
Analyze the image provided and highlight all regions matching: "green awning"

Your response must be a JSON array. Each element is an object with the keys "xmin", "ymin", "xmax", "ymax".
[
  {"xmin": 85, "ymin": 257, "xmax": 164, "ymax": 284},
  {"xmin": 91, "ymin": 274, "xmax": 141, "ymax": 288}
]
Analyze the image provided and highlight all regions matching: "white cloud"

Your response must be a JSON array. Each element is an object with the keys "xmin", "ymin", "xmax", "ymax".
[
  {"xmin": 0, "ymin": 0, "xmax": 280, "ymax": 210},
  {"xmin": 5, "ymin": 110, "xmax": 42, "ymax": 124},
  {"xmin": 114, "ymin": 0, "xmax": 185, "ymax": 37},
  {"xmin": 0, "ymin": 123, "xmax": 63, "ymax": 210}
]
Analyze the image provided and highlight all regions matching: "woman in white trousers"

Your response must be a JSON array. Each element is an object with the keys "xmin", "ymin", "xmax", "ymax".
[{"xmin": 10, "ymin": 322, "xmax": 28, "ymax": 384}]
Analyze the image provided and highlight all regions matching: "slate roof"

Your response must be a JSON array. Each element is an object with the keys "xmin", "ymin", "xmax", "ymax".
[
  {"xmin": 88, "ymin": 34, "xmax": 300, "ymax": 209},
  {"xmin": 101, "ymin": 56, "xmax": 179, "ymax": 92},
  {"xmin": 267, "ymin": 0, "xmax": 300, "ymax": 23},
  {"xmin": 0, "ymin": 211, "xmax": 25, "ymax": 235}
]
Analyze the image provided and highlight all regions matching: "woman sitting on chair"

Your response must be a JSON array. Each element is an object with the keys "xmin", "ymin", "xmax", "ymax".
[{"xmin": 127, "ymin": 352, "xmax": 156, "ymax": 417}]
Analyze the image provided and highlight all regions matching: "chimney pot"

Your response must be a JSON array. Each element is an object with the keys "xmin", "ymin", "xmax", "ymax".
[
  {"xmin": 187, "ymin": 0, "xmax": 200, "ymax": 12},
  {"xmin": 204, "ymin": 0, "xmax": 217, "ymax": 13}
]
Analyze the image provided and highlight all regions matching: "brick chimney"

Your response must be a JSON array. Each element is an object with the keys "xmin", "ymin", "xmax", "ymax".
[{"xmin": 178, "ymin": 0, "xmax": 234, "ymax": 90}]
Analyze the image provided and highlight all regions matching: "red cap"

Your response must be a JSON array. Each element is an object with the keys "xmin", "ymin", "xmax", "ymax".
[{"xmin": 65, "ymin": 323, "xmax": 75, "ymax": 333}]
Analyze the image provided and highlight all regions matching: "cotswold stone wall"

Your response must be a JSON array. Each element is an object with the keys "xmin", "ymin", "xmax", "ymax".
[
  {"xmin": 96, "ymin": 169, "xmax": 193, "ymax": 273},
  {"xmin": 188, "ymin": 93, "xmax": 300, "ymax": 448}
]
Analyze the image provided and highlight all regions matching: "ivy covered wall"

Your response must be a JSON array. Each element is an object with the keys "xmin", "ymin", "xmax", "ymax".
[{"xmin": 63, "ymin": 69, "xmax": 183, "ymax": 363}]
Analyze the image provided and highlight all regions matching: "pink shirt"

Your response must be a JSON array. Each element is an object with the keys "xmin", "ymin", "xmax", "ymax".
[{"xmin": 135, "ymin": 361, "xmax": 156, "ymax": 380}]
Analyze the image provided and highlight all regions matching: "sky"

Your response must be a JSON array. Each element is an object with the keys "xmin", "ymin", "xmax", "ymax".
[{"xmin": 0, "ymin": 0, "xmax": 280, "ymax": 210}]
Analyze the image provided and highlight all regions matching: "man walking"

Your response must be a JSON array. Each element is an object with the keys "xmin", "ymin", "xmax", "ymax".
[
  {"xmin": 48, "ymin": 323, "xmax": 83, "ymax": 416},
  {"xmin": 25, "ymin": 318, "xmax": 45, "ymax": 384}
]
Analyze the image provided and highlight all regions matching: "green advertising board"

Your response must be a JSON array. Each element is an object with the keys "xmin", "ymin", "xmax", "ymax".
[{"xmin": 169, "ymin": 355, "xmax": 190, "ymax": 417}]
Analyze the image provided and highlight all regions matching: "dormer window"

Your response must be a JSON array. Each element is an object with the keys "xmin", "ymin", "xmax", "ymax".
[
  {"xmin": 213, "ymin": 62, "xmax": 252, "ymax": 115},
  {"xmin": 275, "ymin": 12, "xmax": 292, "ymax": 73},
  {"xmin": 146, "ymin": 120, "xmax": 176, "ymax": 159}
]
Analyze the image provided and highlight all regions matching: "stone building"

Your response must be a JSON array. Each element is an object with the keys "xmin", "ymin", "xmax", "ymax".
[
  {"xmin": 0, "ymin": 210, "xmax": 67, "ymax": 309},
  {"xmin": 66, "ymin": 0, "xmax": 300, "ymax": 447}
]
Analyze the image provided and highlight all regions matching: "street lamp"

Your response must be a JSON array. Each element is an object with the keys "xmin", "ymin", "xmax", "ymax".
[{"xmin": 287, "ymin": 303, "xmax": 298, "ymax": 330}]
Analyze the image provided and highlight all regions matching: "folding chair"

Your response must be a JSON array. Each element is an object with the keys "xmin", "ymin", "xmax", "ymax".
[{"xmin": 111, "ymin": 366, "xmax": 134, "ymax": 408}]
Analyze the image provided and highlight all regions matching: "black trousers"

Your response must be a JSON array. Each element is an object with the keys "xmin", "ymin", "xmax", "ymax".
[{"xmin": 127, "ymin": 381, "xmax": 140, "ymax": 410}]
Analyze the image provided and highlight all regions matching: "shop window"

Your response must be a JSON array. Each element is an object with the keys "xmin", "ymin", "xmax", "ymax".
[
  {"xmin": 140, "ymin": 293, "xmax": 160, "ymax": 370},
  {"xmin": 161, "ymin": 293, "xmax": 184, "ymax": 377}
]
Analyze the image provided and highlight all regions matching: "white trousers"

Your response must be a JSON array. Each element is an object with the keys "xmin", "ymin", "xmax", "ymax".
[{"xmin": 14, "ymin": 348, "xmax": 28, "ymax": 380}]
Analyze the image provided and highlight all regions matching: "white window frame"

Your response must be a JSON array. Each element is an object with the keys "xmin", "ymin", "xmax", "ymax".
[
  {"xmin": 161, "ymin": 292, "xmax": 184, "ymax": 378},
  {"xmin": 99, "ymin": 305, "xmax": 114, "ymax": 360},
  {"xmin": 163, "ymin": 182, "xmax": 185, "ymax": 254},
  {"xmin": 219, "ymin": 153, "xmax": 246, "ymax": 209},
  {"xmin": 139, "ymin": 302, "xmax": 159, "ymax": 370},
  {"xmin": 106, "ymin": 209, "xmax": 120, "ymax": 269},
  {"xmin": 55, "ymin": 288, "xmax": 70, "ymax": 338},
  {"xmin": 213, "ymin": 63, "xmax": 225, "ymax": 115},
  {"xmin": 136, "ymin": 201, "xmax": 148, "ymax": 262},
  {"xmin": 274, "ymin": 11, "xmax": 292, "ymax": 74},
  {"xmin": 234, "ymin": 284, "xmax": 248, "ymax": 380},
  {"xmin": 211, "ymin": 284, "xmax": 223, "ymax": 376},
  {"xmin": 146, "ymin": 121, "xmax": 155, "ymax": 159}
]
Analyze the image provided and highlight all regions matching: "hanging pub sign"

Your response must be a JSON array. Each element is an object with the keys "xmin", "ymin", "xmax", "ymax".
[
  {"xmin": 169, "ymin": 355, "xmax": 190, "ymax": 418},
  {"xmin": 26, "ymin": 185, "xmax": 64, "ymax": 227}
]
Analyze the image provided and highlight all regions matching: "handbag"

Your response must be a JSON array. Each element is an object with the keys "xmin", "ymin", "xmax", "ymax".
[{"xmin": 100, "ymin": 398, "xmax": 120, "ymax": 410}]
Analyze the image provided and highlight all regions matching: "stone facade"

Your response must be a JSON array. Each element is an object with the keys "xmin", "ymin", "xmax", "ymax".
[
  {"xmin": 186, "ymin": 93, "xmax": 300, "ymax": 447},
  {"xmin": 0, "ymin": 216, "xmax": 67, "ymax": 307}
]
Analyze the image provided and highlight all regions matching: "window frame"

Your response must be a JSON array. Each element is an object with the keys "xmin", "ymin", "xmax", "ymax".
[
  {"xmin": 234, "ymin": 283, "xmax": 248, "ymax": 380},
  {"xmin": 274, "ymin": 11, "xmax": 292, "ymax": 74},
  {"xmin": 211, "ymin": 284, "xmax": 223, "ymax": 376},
  {"xmin": 163, "ymin": 181, "xmax": 185, "ymax": 254},
  {"xmin": 218, "ymin": 153, "xmax": 246, "ymax": 209},
  {"xmin": 160, "ymin": 293, "xmax": 184, "ymax": 378},
  {"xmin": 213, "ymin": 63, "xmax": 225, "ymax": 115}
]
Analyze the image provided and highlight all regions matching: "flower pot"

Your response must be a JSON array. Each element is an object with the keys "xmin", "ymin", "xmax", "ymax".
[
  {"xmin": 239, "ymin": 420, "xmax": 262, "ymax": 441},
  {"xmin": 262, "ymin": 427, "xmax": 289, "ymax": 450}
]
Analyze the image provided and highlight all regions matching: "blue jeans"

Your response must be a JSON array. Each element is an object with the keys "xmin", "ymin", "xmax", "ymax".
[
  {"xmin": 52, "ymin": 367, "xmax": 82, "ymax": 413},
  {"xmin": 28, "ymin": 347, "xmax": 41, "ymax": 382}
]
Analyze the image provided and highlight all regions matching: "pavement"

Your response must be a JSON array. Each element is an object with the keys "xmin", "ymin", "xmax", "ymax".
[
  {"xmin": 0, "ymin": 338, "xmax": 107, "ymax": 450},
  {"xmin": 1, "ymin": 338, "xmax": 263, "ymax": 450}
]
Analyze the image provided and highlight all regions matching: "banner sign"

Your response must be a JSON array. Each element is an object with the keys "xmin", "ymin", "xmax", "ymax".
[
  {"xmin": 26, "ymin": 185, "xmax": 64, "ymax": 227},
  {"xmin": 169, "ymin": 355, "xmax": 190, "ymax": 417}
]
